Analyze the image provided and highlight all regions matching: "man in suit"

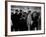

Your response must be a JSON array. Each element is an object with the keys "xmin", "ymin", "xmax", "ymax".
[
  {"xmin": 21, "ymin": 12, "xmax": 28, "ymax": 31},
  {"xmin": 14, "ymin": 9, "xmax": 19, "ymax": 31},
  {"xmin": 18, "ymin": 10, "xmax": 23, "ymax": 31},
  {"xmin": 11, "ymin": 9, "xmax": 19, "ymax": 31}
]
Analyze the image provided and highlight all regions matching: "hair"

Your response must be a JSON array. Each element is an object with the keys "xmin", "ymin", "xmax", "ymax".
[
  {"xmin": 15, "ymin": 9, "xmax": 19, "ymax": 12},
  {"xmin": 20, "ymin": 10, "xmax": 22, "ymax": 12},
  {"xmin": 28, "ymin": 10, "xmax": 31, "ymax": 12}
]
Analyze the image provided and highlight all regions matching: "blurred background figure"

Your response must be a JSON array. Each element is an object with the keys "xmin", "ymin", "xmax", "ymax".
[
  {"xmin": 21, "ymin": 12, "xmax": 28, "ymax": 31},
  {"xmin": 14, "ymin": 9, "xmax": 19, "ymax": 31},
  {"xmin": 27, "ymin": 10, "xmax": 31, "ymax": 30},
  {"xmin": 11, "ymin": 12, "xmax": 14, "ymax": 31},
  {"xmin": 11, "ymin": 9, "xmax": 19, "ymax": 31},
  {"xmin": 18, "ymin": 10, "xmax": 28, "ymax": 31},
  {"xmin": 30, "ymin": 11, "xmax": 39, "ymax": 30},
  {"xmin": 18, "ymin": 9, "xmax": 23, "ymax": 31}
]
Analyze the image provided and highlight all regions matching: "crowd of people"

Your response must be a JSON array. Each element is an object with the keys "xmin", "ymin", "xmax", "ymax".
[{"xmin": 11, "ymin": 9, "xmax": 41, "ymax": 31}]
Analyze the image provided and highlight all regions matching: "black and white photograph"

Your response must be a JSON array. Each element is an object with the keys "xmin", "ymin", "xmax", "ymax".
[
  {"xmin": 7, "ymin": 2, "xmax": 45, "ymax": 35},
  {"xmin": 11, "ymin": 6, "xmax": 41, "ymax": 31}
]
